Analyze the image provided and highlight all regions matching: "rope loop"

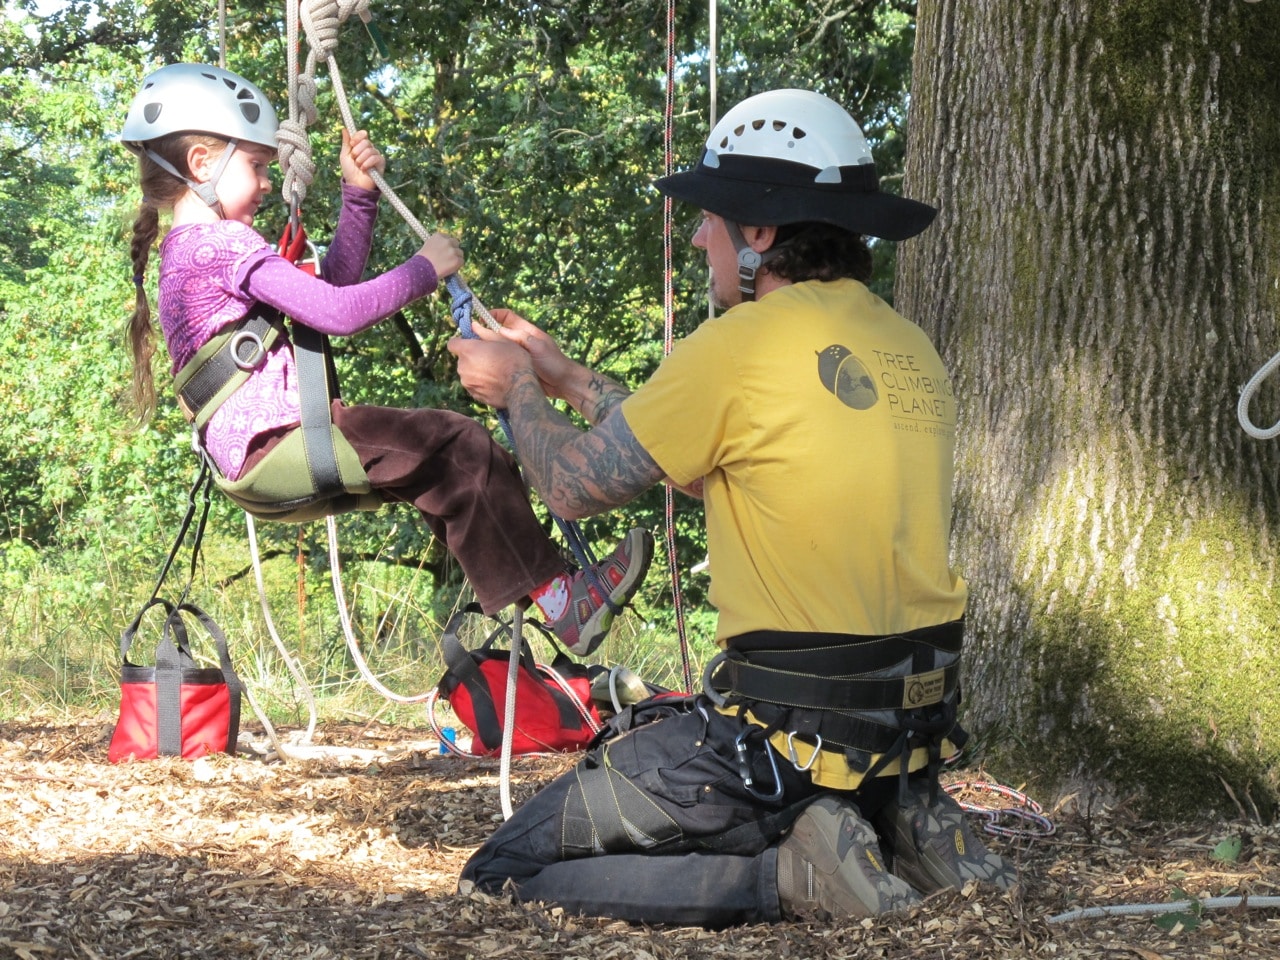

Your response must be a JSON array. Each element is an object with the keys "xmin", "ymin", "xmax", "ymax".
[
  {"xmin": 277, "ymin": 118, "xmax": 317, "ymax": 206},
  {"xmin": 299, "ymin": 0, "xmax": 342, "ymax": 57},
  {"xmin": 1238, "ymin": 348, "xmax": 1280, "ymax": 440},
  {"xmin": 294, "ymin": 72, "xmax": 320, "ymax": 125}
]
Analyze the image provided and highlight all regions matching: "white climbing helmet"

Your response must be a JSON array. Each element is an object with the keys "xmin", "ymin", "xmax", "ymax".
[
  {"xmin": 121, "ymin": 63, "xmax": 278, "ymax": 154},
  {"xmin": 120, "ymin": 63, "xmax": 279, "ymax": 216},
  {"xmin": 655, "ymin": 88, "xmax": 936, "ymax": 241}
]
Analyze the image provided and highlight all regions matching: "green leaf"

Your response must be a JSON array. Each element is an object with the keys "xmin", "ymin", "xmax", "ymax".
[
  {"xmin": 1154, "ymin": 910, "xmax": 1200, "ymax": 933},
  {"xmin": 1212, "ymin": 837, "xmax": 1242, "ymax": 863}
]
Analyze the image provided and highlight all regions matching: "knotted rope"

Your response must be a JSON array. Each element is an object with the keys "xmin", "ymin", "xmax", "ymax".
[
  {"xmin": 277, "ymin": 0, "xmax": 612, "ymax": 590},
  {"xmin": 280, "ymin": 0, "xmax": 494, "ymax": 340}
]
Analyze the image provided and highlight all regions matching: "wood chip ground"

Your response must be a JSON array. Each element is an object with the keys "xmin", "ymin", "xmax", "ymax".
[{"xmin": 1, "ymin": 715, "xmax": 1277, "ymax": 959}]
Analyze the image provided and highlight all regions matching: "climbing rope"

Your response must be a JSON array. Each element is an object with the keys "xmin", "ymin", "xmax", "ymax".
[
  {"xmin": 661, "ymin": 0, "xmax": 693, "ymax": 695},
  {"xmin": 943, "ymin": 779, "xmax": 1056, "ymax": 839},
  {"xmin": 1238, "ymin": 348, "xmax": 1280, "ymax": 439},
  {"xmin": 264, "ymin": 2, "xmax": 627, "ymax": 803},
  {"xmin": 279, "ymin": 0, "xmax": 497, "ymax": 337}
]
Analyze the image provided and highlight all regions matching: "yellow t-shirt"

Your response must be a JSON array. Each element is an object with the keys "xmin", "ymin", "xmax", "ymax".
[{"xmin": 621, "ymin": 278, "xmax": 967, "ymax": 788}]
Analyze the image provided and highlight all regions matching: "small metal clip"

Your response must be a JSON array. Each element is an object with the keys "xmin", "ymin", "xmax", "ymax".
[
  {"xmin": 735, "ymin": 729, "xmax": 784, "ymax": 802},
  {"xmin": 786, "ymin": 731, "xmax": 822, "ymax": 772}
]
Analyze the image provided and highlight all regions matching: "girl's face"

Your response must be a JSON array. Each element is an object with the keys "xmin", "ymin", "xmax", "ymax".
[{"xmin": 212, "ymin": 142, "xmax": 276, "ymax": 225}]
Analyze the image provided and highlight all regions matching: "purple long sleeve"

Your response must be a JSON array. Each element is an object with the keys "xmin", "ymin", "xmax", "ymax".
[
  {"xmin": 244, "ymin": 255, "xmax": 436, "ymax": 336},
  {"xmin": 239, "ymin": 183, "xmax": 438, "ymax": 336},
  {"xmin": 321, "ymin": 183, "xmax": 379, "ymax": 286}
]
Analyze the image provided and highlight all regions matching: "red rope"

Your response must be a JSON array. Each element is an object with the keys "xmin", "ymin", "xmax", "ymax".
[{"xmin": 662, "ymin": 0, "xmax": 692, "ymax": 694}]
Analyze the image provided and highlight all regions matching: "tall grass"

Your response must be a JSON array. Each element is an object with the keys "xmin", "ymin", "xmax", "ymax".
[{"xmin": 0, "ymin": 524, "xmax": 717, "ymax": 730}]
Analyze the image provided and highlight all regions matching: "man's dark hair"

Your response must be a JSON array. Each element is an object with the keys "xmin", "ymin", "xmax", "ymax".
[{"xmin": 768, "ymin": 222, "xmax": 874, "ymax": 285}]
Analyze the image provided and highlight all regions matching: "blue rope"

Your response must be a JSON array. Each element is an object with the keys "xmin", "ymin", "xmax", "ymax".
[{"xmin": 448, "ymin": 276, "xmax": 623, "ymax": 615}]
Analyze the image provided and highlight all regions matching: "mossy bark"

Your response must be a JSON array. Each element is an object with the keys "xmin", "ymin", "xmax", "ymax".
[{"xmin": 897, "ymin": 0, "xmax": 1280, "ymax": 818}]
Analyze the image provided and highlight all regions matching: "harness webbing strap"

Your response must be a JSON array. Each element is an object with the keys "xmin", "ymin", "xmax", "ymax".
[
  {"xmin": 708, "ymin": 621, "xmax": 965, "ymax": 713},
  {"xmin": 715, "ymin": 657, "xmax": 959, "ymax": 712},
  {"xmin": 174, "ymin": 310, "xmax": 283, "ymax": 427},
  {"xmin": 292, "ymin": 321, "xmax": 344, "ymax": 498}
]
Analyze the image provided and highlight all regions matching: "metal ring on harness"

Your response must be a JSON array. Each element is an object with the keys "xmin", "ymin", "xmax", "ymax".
[{"xmin": 230, "ymin": 329, "xmax": 268, "ymax": 370}]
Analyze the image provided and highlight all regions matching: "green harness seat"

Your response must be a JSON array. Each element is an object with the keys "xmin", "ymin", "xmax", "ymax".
[{"xmin": 173, "ymin": 306, "xmax": 382, "ymax": 523}]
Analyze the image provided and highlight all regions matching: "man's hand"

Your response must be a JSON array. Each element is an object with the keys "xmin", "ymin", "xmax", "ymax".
[
  {"xmin": 448, "ymin": 325, "xmax": 539, "ymax": 410},
  {"xmin": 483, "ymin": 308, "xmax": 576, "ymax": 401}
]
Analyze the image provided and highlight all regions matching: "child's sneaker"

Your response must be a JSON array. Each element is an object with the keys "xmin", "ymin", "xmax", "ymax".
[
  {"xmin": 549, "ymin": 528, "xmax": 654, "ymax": 657},
  {"xmin": 777, "ymin": 795, "xmax": 921, "ymax": 920},
  {"xmin": 876, "ymin": 777, "xmax": 1018, "ymax": 893}
]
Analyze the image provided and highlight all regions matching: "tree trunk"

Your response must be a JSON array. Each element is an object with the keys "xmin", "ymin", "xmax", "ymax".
[{"xmin": 897, "ymin": 0, "xmax": 1280, "ymax": 818}]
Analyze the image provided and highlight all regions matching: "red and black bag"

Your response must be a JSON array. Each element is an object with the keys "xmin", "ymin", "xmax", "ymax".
[
  {"xmin": 108, "ymin": 465, "xmax": 242, "ymax": 763},
  {"xmin": 108, "ymin": 598, "xmax": 243, "ymax": 763},
  {"xmin": 435, "ymin": 604, "xmax": 603, "ymax": 755}
]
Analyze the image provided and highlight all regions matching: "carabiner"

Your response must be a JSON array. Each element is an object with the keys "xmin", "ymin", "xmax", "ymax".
[
  {"xmin": 786, "ymin": 731, "xmax": 822, "ymax": 772},
  {"xmin": 735, "ymin": 729, "xmax": 784, "ymax": 802}
]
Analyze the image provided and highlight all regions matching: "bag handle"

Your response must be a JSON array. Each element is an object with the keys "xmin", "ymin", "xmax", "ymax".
[
  {"xmin": 119, "ymin": 596, "xmax": 189, "ymax": 665},
  {"xmin": 440, "ymin": 603, "xmax": 543, "ymax": 681},
  {"xmin": 155, "ymin": 602, "xmax": 244, "ymax": 757}
]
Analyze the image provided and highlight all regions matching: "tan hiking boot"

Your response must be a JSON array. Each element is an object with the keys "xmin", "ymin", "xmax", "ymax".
[
  {"xmin": 878, "ymin": 779, "xmax": 1018, "ymax": 893},
  {"xmin": 777, "ymin": 795, "xmax": 921, "ymax": 920}
]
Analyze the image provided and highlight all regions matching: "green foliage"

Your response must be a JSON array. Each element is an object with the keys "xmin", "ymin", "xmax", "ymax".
[
  {"xmin": 0, "ymin": 1, "xmax": 918, "ymax": 716},
  {"xmin": 1211, "ymin": 836, "xmax": 1242, "ymax": 864}
]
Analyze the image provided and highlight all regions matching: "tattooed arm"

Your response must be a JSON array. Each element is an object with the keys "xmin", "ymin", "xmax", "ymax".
[{"xmin": 502, "ymin": 369, "xmax": 666, "ymax": 518}]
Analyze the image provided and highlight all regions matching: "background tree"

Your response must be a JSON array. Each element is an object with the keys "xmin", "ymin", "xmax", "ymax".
[{"xmin": 898, "ymin": 0, "xmax": 1280, "ymax": 817}]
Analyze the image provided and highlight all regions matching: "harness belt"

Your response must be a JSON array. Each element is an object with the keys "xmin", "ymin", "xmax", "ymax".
[
  {"xmin": 174, "ymin": 309, "xmax": 285, "ymax": 428},
  {"xmin": 705, "ymin": 621, "xmax": 967, "ymax": 787},
  {"xmin": 707, "ymin": 621, "xmax": 963, "ymax": 713}
]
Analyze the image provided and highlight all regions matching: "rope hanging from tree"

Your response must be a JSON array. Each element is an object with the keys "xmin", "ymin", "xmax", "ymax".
[
  {"xmin": 279, "ymin": 0, "xmax": 494, "ymax": 342},
  {"xmin": 1238, "ymin": 349, "xmax": 1280, "ymax": 440}
]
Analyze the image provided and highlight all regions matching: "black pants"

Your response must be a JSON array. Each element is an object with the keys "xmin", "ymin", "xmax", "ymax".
[{"xmin": 460, "ymin": 695, "xmax": 896, "ymax": 927}]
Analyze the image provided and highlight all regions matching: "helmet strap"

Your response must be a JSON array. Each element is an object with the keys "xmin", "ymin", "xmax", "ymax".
[
  {"xmin": 144, "ymin": 138, "xmax": 239, "ymax": 218},
  {"xmin": 725, "ymin": 219, "xmax": 783, "ymax": 302}
]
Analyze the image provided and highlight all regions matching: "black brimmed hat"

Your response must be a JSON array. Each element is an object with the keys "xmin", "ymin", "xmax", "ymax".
[{"xmin": 655, "ymin": 89, "xmax": 936, "ymax": 241}]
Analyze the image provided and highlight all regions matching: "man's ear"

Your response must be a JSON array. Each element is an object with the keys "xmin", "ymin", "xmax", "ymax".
[
  {"xmin": 185, "ymin": 143, "xmax": 214, "ymax": 183},
  {"xmin": 745, "ymin": 223, "xmax": 779, "ymax": 252}
]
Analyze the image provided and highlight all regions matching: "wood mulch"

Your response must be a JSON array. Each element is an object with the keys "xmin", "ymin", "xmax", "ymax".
[{"xmin": 0, "ymin": 715, "xmax": 1277, "ymax": 959}]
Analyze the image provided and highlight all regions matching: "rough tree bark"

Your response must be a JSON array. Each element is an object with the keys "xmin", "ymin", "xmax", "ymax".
[{"xmin": 896, "ymin": 0, "xmax": 1280, "ymax": 817}]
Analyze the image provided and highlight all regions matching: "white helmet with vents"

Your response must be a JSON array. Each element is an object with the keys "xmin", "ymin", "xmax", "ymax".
[
  {"xmin": 121, "ymin": 63, "xmax": 278, "ymax": 154},
  {"xmin": 120, "ymin": 63, "xmax": 278, "ymax": 216},
  {"xmin": 656, "ymin": 88, "xmax": 935, "ymax": 242}
]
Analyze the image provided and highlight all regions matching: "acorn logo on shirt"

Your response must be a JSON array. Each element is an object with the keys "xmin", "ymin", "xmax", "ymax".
[{"xmin": 817, "ymin": 344, "xmax": 878, "ymax": 410}]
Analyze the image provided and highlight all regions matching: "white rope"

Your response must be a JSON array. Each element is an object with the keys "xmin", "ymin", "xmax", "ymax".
[
  {"xmin": 499, "ymin": 607, "xmax": 522, "ymax": 819},
  {"xmin": 325, "ymin": 513, "xmax": 436, "ymax": 704},
  {"xmin": 246, "ymin": 512, "xmax": 319, "ymax": 743},
  {"xmin": 279, "ymin": 0, "xmax": 498, "ymax": 329},
  {"xmin": 1238, "ymin": 349, "xmax": 1280, "ymax": 439},
  {"xmin": 1049, "ymin": 895, "xmax": 1280, "ymax": 924}
]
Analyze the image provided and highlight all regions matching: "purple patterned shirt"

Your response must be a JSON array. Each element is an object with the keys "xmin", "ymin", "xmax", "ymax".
[{"xmin": 158, "ymin": 185, "xmax": 438, "ymax": 478}]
